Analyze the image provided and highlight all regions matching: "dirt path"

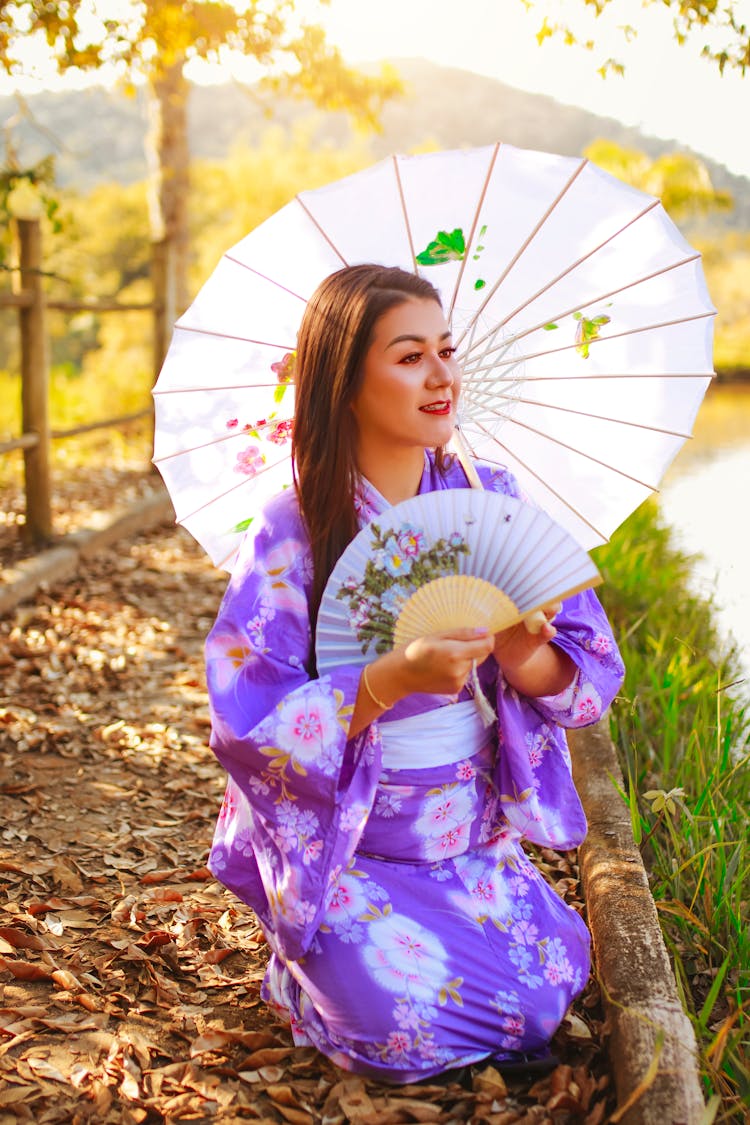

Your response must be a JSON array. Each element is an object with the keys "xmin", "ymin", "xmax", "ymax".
[{"xmin": 1, "ymin": 520, "xmax": 613, "ymax": 1123}]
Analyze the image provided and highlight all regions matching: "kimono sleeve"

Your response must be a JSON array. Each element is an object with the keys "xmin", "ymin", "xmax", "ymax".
[
  {"xmin": 205, "ymin": 493, "xmax": 382, "ymax": 961},
  {"xmin": 473, "ymin": 461, "xmax": 626, "ymax": 849},
  {"xmin": 493, "ymin": 586, "xmax": 625, "ymax": 850}
]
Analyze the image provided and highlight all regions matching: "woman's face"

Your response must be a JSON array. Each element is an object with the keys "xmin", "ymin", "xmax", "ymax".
[{"xmin": 351, "ymin": 298, "xmax": 461, "ymax": 461}]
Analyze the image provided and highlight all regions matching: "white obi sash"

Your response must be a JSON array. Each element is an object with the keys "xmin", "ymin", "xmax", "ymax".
[{"xmin": 378, "ymin": 700, "xmax": 494, "ymax": 770}]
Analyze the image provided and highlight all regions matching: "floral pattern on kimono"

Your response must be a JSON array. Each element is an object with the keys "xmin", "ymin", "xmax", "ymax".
[{"xmin": 206, "ymin": 451, "xmax": 625, "ymax": 1081}]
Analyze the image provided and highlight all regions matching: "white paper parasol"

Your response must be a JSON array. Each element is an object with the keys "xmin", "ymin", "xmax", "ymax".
[{"xmin": 152, "ymin": 142, "xmax": 715, "ymax": 569}]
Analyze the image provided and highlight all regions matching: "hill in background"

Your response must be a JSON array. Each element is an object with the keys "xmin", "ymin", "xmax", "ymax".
[{"xmin": 2, "ymin": 57, "xmax": 748, "ymax": 231}]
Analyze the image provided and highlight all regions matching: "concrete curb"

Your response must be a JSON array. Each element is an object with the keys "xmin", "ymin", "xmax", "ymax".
[
  {"xmin": 569, "ymin": 722, "xmax": 706, "ymax": 1124},
  {"xmin": 0, "ymin": 487, "xmax": 175, "ymax": 617}
]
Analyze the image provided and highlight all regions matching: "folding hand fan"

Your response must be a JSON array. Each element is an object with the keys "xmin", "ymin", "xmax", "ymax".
[{"xmin": 315, "ymin": 489, "xmax": 601, "ymax": 671}]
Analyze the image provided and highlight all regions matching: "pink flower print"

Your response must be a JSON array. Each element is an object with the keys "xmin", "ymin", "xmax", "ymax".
[
  {"xmin": 226, "ymin": 417, "xmax": 239, "ymax": 429},
  {"xmin": 293, "ymin": 900, "xmax": 316, "ymax": 925},
  {"xmin": 271, "ymin": 351, "xmax": 296, "ymax": 384},
  {"xmin": 590, "ymin": 633, "xmax": 612, "ymax": 654},
  {"xmin": 511, "ymin": 919, "xmax": 539, "ymax": 945},
  {"xmin": 471, "ymin": 877, "xmax": 495, "ymax": 906},
  {"xmin": 246, "ymin": 615, "xmax": 267, "ymax": 653},
  {"xmin": 234, "ymin": 444, "xmax": 265, "ymax": 477},
  {"xmin": 276, "ymin": 824, "xmax": 298, "ymax": 853},
  {"xmin": 277, "ymin": 799, "xmax": 301, "ymax": 828},
  {"xmin": 353, "ymin": 488, "xmax": 377, "ymax": 525},
  {"xmin": 268, "ymin": 419, "xmax": 293, "ymax": 445},
  {"xmin": 275, "ymin": 691, "xmax": 340, "ymax": 763},
  {"xmin": 324, "ymin": 872, "xmax": 368, "ymax": 924},
  {"xmin": 574, "ymin": 682, "xmax": 602, "ymax": 725},
  {"xmin": 393, "ymin": 1001, "xmax": 421, "ymax": 1030},
  {"xmin": 248, "ymin": 774, "xmax": 270, "ymax": 796},
  {"xmin": 350, "ymin": 600, "xmax": 372, "ymax": 631},
  {"xmin": 375, "ymin": 792, "xmax": 402, "ymax": 818},
  {"xmin": 526, "ymin": 734, "xmax": 544, "ymax": 768},
  {"xmin": 510, "ymin": 875, "xmax": 530, "ymax": 898},
  {"xmin": 303, "ymin": 839, "xmax": 323, "ymax": 865},
  {"xmin": 415, "ymin": 785, "xmax": 474, "ymax": 858},
  {"xmin": 544, "ymin": 961, "xmax": 565, "ymax": 985},
  {"xmin": 502, "ymin": 1014, "xmax": 525, "ymax": 1037},
  {"xmin": 362, "ymin": 913, "xmax": 450, "ymax": 1001},
  {"xmin": 386, "ymin": 1031, "xmax": 411, "ymax": 1056},
  {"xmin": 455, "ymin": 760, "xmax": 476, "ymax": 781},
  {"xmin": 217, "ymin": 789, "xmax": 237, "ymax": 823},
  {"xmin": 396, "ymin": 527, "xmax": 424, "ymax": 558}
]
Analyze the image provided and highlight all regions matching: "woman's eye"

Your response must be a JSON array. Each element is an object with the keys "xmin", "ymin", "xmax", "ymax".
[
  {"xmin": 400, "ymin": 352, "xmax": 421, "ymax": 364},
  {"xmin": 440, "ymin": 346, "xmax": 457, "ymax": 359}
]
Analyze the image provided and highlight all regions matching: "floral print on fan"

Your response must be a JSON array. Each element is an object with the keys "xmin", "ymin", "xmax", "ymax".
[{"xmin": 335, "ymin": 520, "xmax": 469, "ymax": 655}]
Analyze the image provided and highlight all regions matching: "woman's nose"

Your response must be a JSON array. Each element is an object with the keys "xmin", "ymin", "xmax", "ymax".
[{"xmin": 426, "ymin": 354, "xmax": 454, "ymax": 387}]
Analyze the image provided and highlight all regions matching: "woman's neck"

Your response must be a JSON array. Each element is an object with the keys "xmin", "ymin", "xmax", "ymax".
[{"xmin": 357, "ymin": 446, "xmax": 426, "ymax": 506}]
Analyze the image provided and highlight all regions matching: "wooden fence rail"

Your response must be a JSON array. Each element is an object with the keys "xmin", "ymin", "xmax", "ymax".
[{"xmin": 1, "ymin": 217, "xmax": 162, "ymax": 547}]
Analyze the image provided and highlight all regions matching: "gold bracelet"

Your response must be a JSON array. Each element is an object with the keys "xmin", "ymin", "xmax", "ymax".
[{"xmin": 362, "ymin": 663, "xmax": 392, "ymax": 712}]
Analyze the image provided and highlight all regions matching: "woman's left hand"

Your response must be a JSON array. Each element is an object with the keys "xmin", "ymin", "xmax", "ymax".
[{"xmin": 492, "ymin": 602, "xmax": 574, "ymax": 697}]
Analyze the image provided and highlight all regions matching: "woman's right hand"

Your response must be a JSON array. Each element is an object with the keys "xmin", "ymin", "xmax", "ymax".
[
  {"xmin": 349, "ymin": 628, "xmax": 494, "ymax": 737},
  {"xmin": 377, "ymin": 628, "xmax": 495, "ymax": 702}
]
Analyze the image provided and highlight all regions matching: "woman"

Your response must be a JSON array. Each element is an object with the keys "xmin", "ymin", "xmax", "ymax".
[{"xmin": 206, "ymin": 264, "xmax": 624, "ymax": 1082}]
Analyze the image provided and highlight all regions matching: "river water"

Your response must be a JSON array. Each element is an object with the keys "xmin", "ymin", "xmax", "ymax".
[{"xmin": 657, "ymin": 382, "xmax": 750, "ymax": 694}]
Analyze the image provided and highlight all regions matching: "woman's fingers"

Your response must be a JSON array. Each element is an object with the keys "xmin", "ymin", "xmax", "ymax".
[
  {"xmin": 523, "ymin": 601, "xmax": 563, "ymax": 634},
  {"xmin": 400, "ymin": 628, "xmax": 494, "ymax": 695}
]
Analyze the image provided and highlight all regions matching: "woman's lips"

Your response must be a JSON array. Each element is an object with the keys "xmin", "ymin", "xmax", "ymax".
[{"xmin": 419, "ymin": 401, "xmax": 451, "ymax": 415}]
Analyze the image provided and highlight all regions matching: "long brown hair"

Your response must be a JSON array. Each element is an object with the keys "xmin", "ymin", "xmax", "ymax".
[{"xmin": 292, "ymin": 264, "xmax": 451, "ymax": 634}]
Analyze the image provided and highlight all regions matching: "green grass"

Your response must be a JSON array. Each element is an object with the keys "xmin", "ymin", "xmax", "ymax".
[{"xmin": 595, "ymin": 501, "xmax": 749, "ymax": 1118}]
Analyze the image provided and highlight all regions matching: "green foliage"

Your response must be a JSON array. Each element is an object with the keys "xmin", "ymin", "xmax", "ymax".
[
  {"xmin": 696, "ymin": 232, "xmax": 750, "ymax": 371},
  {"xmin": 0, "ymin": 1, "xmax": 400, "ymax": 129},
  {"xmin": 596, "ymin": 501, "xmax": 749, "ymax": 1110},
  {"xmin": 584, "ymin": 138, "xmax": 733, "ymax": 221},
  {"xmin": 529, "ymin": 0, "xmax": 750, "ymax": 75}
]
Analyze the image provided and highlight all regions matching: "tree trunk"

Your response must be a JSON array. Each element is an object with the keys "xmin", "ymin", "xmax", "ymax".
[{"xmin": 147, "ymin": 58, "xmax": 190, "ymax": 374}]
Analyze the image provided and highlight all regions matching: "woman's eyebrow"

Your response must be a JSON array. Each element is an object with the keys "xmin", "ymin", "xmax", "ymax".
[{"xmin": 386, "ymin": 330, "xmax": 453, "ymax": 348}]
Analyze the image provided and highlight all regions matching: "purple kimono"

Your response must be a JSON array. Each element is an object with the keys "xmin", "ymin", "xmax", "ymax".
[{"xmin": 206, "ymin": 453, "xmax": 625, "ymax": 1082}]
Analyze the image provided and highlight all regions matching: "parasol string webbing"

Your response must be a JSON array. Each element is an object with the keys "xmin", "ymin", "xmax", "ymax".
[
  {"xmin": 456, "ymin": 371, "xmax": 715, "ymax": 382},
  {"xmin": 460, "ymin": 393, "xmax": 695, "ymax": 439},
  {"xmin": 294, "ymin": 195, "xmax": 350, "ymax": 267},
  {"xmin": 462, "ymin": 242, "xmax": 701, "ymax": 359},
  {"xmin": 392, "ymin": 155, "xmax": 418, "ymax": 273},
  {"xmin": 453, "ymin": 157, "xmax": 589, "ymax": 352},
  {"xmin": 459, "ymin": 425, "xmax": 610, "ymax": 545},
  {"xmin": 465, "ymin": 411, "xmax": 659, "ymax": 492},
  {"xmin": 460, "ymin": 309, "xmax": 717, "ymax": 375},
  {"xmin": 221, "ymin": 256, "xmax": 309, "ymax": 304},
  {"xmin": 448, "ymin": 142, "xmax": 501, "ymax": 319},
  {"xmin": 460, "ymin": 199, "xmax": 662, "ymax": 348}
]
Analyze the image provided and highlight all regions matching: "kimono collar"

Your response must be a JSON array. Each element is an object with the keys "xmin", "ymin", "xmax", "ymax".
[{"xmin": 354, "ymin": 451, "xmax": 450, "ymax": 528}]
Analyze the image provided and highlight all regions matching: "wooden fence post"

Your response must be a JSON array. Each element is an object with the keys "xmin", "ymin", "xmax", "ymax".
[{"xmin": 16, "ymin": 218, "xmax": 53, "ymax": 544}]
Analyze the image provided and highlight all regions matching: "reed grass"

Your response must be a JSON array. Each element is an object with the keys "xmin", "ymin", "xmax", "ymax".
[{"xmin": 595, "ymin": 501, "xmax": 749, "ymax": 1119}]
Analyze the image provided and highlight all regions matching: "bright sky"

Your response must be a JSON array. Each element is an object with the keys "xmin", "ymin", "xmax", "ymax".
[{"xmin": 3, "ymin": 0, "xmax": 749, "ymax": 179}]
